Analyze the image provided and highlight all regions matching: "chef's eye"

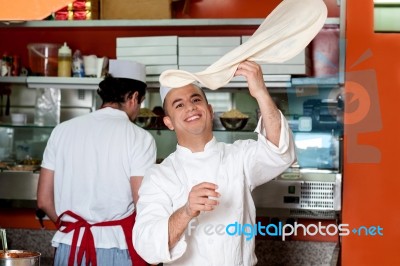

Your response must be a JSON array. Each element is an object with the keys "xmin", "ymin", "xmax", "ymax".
[
  {"xmin": 193, "ymin": 97, "xmax": 201, "ymax": 103},
  {"xmin": 175, "ymin": 103, "xmax": 184, "ymax": 109}
]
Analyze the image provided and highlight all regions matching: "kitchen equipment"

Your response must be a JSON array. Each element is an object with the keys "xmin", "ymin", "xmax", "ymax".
[
  {"xmin": 83, "ymin": 55, "xmax": 108, "ymax": 78},
  {"xmin": 219, "ymin": 109, "xmax": 249, "ymax": 131},
  {"xmin": 27, "ymin": 43, "xmax": 60, "ymax": 76},
  {"xmin": 10, "ymin": 113, "xmax": 27, "ymax": 125},
  {"xmin": 134, "ymin": 108, "xmax": 158, "ymax": 129},
  {"xmin": 57, "ymin": 42, "xmax": 72, "ymax": 77},
  {"xmin": 253, "ymin": 170, "xmax": 342, "ymax": 220},
  {"xmin": 303, "ymin": 98, "xmax": 343, "ymax": 130},
  {"xmin": 220, "ymin": 117, "xmax": 248, "ymax": 131},
  {"xmin": 0, "ymin": 229, "xmax": 41, "ymax": 265},
  {"xmin": 1, "ymin": 229, "xmax": 7, "ymax": 256}
]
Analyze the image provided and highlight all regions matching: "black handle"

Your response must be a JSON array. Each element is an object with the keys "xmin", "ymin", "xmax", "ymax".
[{"xmin": 35, "ymin": 208, "xmax": 46, "ymax": 229}]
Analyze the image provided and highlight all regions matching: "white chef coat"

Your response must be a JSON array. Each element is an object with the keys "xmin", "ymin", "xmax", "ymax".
[
  {"xmin": 133, "ymin": 112, "xmax": 296, "ymax": 266},
  {"xmin": 41, "ymin": 107, "xmax": 156, "ymax": 249}
]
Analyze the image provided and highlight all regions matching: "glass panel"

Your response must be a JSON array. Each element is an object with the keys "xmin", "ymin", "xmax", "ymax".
[
  {"xmin": 293, "ymin": 131, "xmax": 340, "ymax": 170},
  {"xmin": 374, "ymin": 0, "xmax": 400, "ymax": 32}
]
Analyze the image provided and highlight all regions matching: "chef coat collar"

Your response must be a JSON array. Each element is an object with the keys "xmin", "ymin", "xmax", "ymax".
[
  {"xmin": 97, "ymin": 106, "xmax": 130, "ymax": 119},
  {"xmin": 176, "ymin": 137, "xmax": 218, "ymax": 156}
]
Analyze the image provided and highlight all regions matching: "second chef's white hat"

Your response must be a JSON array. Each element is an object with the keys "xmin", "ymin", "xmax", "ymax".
[{"xmin": 108, "ymin": 59, "xmax": 146, "ymax": 89}]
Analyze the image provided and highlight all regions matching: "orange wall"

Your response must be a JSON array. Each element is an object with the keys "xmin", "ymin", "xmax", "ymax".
[{"xmin": 343, "ymin": 0, "xmax": 400, "ymax": 265}]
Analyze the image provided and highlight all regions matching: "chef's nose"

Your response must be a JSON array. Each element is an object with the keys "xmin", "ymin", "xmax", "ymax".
[{"xmin": 186, "ymin": 102, "xmax": 197, "ymax": 112}]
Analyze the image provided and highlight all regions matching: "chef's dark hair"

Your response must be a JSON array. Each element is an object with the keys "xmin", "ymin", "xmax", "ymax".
[{"xmin": 97, "ymin": 74, "xmax": 146, "ymax": 104}]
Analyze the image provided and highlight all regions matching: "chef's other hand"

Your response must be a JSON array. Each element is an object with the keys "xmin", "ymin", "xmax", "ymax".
[{"xmin": 185, "ymin": 182, "xmax": 220, "ymax": 218}]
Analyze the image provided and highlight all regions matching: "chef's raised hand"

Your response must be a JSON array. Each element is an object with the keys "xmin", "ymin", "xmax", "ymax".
[
  {"xmin": 234, "ymin": 61, "xmax": 267, "ymax": 100},
  {"xmin": 185, "ymin": 182, "xmax": 220, "ymax": 218},
  {"xmin": 235, "ymin": 60, "xmax": 282, "ymax": 146}
]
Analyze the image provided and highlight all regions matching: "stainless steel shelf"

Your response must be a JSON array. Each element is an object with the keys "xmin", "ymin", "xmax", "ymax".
[
  {"xmin": 0, "ymin": 76, "xmax": 26, "ymax": 84},
  {"xmin": 26, "ymin": 77, "xmax": 102, "ymax": 90},
  {"xmin": 291, "ymin": 77, "xmax": 341, "ymax": 87},
  {"xmin": 0, "ymin": 18, "xmax": 340, "ymax": 28},
  {"xmin": 1, "ymin": 76, "xmax": 340, "ymax": 90}
]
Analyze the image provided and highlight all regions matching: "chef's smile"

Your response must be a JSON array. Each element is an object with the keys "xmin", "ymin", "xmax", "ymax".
[{"xmin": 185, "ymin": 114, "xmax": 201, "ymax": 122}]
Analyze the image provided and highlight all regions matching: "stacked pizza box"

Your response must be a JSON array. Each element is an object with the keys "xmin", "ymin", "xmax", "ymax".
[
  {"xmin": 177, "ymin": 37, "xmax": 240, "ymax": 87},
  {"xmin": 241, "ymin": 35, "xmax": 311, "ymax": 77},
  {"xmin": 116, "ymin": 36, "xmax": 178, "ymax": 83}
]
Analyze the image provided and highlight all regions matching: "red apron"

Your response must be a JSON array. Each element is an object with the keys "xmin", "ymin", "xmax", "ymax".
[{"xmin": 56, "ymin": 210, "xmax": 147, "ymax": 266}]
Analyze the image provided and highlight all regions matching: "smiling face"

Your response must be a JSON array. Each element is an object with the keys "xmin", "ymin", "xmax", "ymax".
[{"xmin": 163, "ymin": 84, "xmax": 214, "ymax": 148}]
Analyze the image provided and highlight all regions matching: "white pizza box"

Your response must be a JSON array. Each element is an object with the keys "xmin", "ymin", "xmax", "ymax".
[
  {"xmin": 241, "ymin": 36, "xmax": 310, "ymax": 65},
  {"xmin": 116, "ymin": 36, "xmax": 178, "ymax": 47},
  {"xmin": 146, "ymin": 65, "xmax": 178, "ymax": 75},
  {"xmin": 179, "ymin": 64, "xmax": 310, "ymax": 75},
  {"xmin": 117, "ymin": 55, "xmax": 178, "ymax": 65},
  {"xmin": 178, "ymin": 65, "xmax": 208, "ymax": 72},
  {"xmin": 146, "ymin": 75, "xmax": 161, "ymax": 82},
  {"xmin": 232, "ymin": 74, "xmax": 291, "ymax": 82},
  {"xmin": 260, "ymin": 64, "xmax": 311, "ymax": 75},
  {"xmin": 178, "ymin": 46, "xmax": 236, "ymax": 56},
  {"xmin": 178, "ymin": 55, "xmax": 222, "ymax": 66},
  {"xmin": 178, "ymin": 37, "xmax": 241, "ymax": 47},
  {"xmin": 117, "ymin": 46, "xmax": 177, "ymax": 57}
]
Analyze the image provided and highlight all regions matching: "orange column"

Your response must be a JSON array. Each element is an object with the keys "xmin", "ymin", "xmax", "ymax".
[{"xmin": 343, "ymin": 0, "xmax": 400, "ymax": 265}]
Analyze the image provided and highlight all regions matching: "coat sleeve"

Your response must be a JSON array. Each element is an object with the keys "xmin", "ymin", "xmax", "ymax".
[
  {"xmin": 243, "ymin": 111, "xmax": 297, "ymax": 190},
  {"xmin": 133, "ymin": 166, "xmax": 187, "ymax": 264}
]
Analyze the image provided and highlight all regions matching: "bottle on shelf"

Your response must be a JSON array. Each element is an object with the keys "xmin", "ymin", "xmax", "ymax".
[
  {"xmin": 72, "ymin": 50, "xmax": 85, "ymax": 77},
  {"xmin": 57, "ymin": 42, "xmax": 72, "ymax": 77}
]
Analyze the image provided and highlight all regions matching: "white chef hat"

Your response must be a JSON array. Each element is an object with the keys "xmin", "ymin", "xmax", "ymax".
[
  {"xmin": 160, "ymin": 81, "xmax": 203, "ymax": 104},
  {"xmin": 108, "ymin": 59, "xmax": 146, "ymax": 88},
  {"xmin": 160, "ymin": 85, "xmax": 172, "ymax": 104}
]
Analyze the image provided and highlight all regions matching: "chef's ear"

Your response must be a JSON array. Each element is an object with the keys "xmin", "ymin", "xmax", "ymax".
[
  {"xmin": 132, "ymin": 91, "xmax": 139, "ymax": 103},
  {"xmin": 208, "ymin": 104, "xmax": 214, "ymax": 119},
  {"xmin": 163, "ymin": 116, "xmax": 174, "ymax": 130}
]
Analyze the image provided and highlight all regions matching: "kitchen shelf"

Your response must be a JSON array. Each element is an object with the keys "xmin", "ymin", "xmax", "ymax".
[
  {"xmin": 0, "ymin": 76, "xmax": 26, "ymax": 84},
  {"xmin": 292, "ymin": 76, "xmax": 342, "ymax": 87},
  {"xmin": 1, "ymin": 76, "xmax": 345, "ymax": 91},
  {"xmin": 26, "ymin": 77, "xmax": 103, "ymax": 90},
  {"xmin": 0, "ymin": 18, "xmax": 340, "ymax": 28},
  {"xmin": 0, "ymin": 123, "xmax": 55, "ymax": 129}
]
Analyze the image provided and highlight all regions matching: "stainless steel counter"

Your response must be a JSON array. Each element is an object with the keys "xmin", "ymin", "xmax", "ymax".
[{"xmin": 0, "ymin": 172, "xmax": 39, "ymax": 208}]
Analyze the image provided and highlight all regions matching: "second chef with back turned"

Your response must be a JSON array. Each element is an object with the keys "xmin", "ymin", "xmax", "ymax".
[{"xmin": 37, "ymin": 60, "xmax": 156, "ymax": 266}]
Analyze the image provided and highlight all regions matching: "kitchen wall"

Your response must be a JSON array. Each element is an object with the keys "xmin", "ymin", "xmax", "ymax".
[{"xmin": 4, "ymin": 0, "xmax": 394, "ymax": 265}]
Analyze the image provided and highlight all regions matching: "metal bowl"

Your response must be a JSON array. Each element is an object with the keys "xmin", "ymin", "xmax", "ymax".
[
  {"xmin": 0, "ymin": 250, "xmax": 41, "ymax": 265},
  {"xmin": 6, "ymin": 165, "xmax": 40, "ymax": 172},
  {"xmin": 220, "ymin": 117, "xmax": 248, "ymax": 131},
  {"xmin": 134, "ymin": 116, "xmax": 157, "ymax": 129}
]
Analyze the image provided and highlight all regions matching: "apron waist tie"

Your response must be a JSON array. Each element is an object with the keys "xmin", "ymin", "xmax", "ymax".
[{"xmin": 57, "ymin": 210, "xmax": 147, "ymax": 266}]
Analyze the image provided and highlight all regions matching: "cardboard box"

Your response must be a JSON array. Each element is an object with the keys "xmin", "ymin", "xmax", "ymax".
[
  {"xmin": 118, "ymin": 55, "xmax": 177, "ymax": 65},
  {"xmin": 146, "ymin": 65, "xmax": 178, "ymax": 75},
  {"xmin": 116, "ymin": 36, "xmax": 178, "ymax": 47},
  {"xmin": 178, "ymin": 55, "xmax": 222, "ymax": 66},
  {"xmin": 179, "ymin": 37, "xmax": 241, "ymax": 47},
  {"xmin": 179, "ymin": 46, "xmax": 236, "ymax": 56},
  {"xmin": 101, "ymin": 0, "xmax": 171, "ymax": 19},
  {"xmin": 117, "ymin": 46, "xmax": 177, "ymax": 57}
]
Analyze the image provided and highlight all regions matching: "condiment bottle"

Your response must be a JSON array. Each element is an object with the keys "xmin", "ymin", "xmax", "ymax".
[
  {"xmin": 58, "ymin": 42, "xmax": 72, "ymax": 77},
  {"xmin": 11, "ymin": 55, "xmax": 20, "ymax": 76},
  {"xmin": 72, "ymin": 50, "xmax": 85, "ymax": 77}
]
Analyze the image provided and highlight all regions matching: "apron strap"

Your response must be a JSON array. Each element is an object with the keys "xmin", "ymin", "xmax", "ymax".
[{"xmin": 57, "ymin": 210, "xmax": 147, "ymax": 266}]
